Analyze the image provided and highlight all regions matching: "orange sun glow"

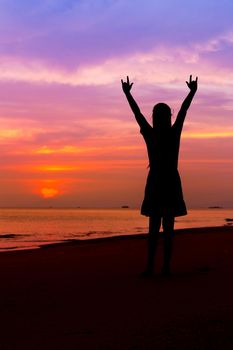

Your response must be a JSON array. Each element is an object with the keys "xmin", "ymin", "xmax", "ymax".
[{"xmin": 40, "ymin": 187, "xmax": 59, "ymax": 198}]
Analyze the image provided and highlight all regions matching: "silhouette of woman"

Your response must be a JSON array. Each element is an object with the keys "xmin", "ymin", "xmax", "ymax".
[{"xmin": 121, "ymin": 75, "xmax": 198, "ymax": 276}]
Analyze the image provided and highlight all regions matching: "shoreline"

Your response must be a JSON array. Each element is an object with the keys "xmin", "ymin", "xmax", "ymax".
[{"xmin": 0, "ymin": 224, "xmax": 232, "ymax": 254}]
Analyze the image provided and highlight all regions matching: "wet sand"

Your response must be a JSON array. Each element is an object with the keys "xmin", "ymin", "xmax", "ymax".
[{"xmin": 0, "ymin": 226, "xmax": 233, "ymax": 349}]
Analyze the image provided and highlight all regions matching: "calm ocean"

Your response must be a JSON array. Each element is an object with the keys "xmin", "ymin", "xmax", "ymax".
[{"xmin": 0, "ymin": 208, "xmax": 232, "ymax": 251}]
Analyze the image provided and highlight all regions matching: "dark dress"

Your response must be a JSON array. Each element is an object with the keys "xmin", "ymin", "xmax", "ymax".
[{"xmin": 140, "ymin": 122, "xmax": 187, "ymax": 218}]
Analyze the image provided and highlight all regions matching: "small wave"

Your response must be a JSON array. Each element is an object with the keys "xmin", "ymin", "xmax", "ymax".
[
  {"xmin": 134, "ymin": 227, "xmax": 147, "ymax": 232},
  {"xmin": 0, "ymin": 246, "xmax": 19, "ymax": 250},
  {"xmin": 0, "ymin": 233, "xmax": 30, "ymax": 239},
  {"xmin": 0, "ymin": 234, "xmax": 18, "ymax": 239},
  {"xmin": 85, "ymin": 230, "xmax": 113, "ymax": 237}
]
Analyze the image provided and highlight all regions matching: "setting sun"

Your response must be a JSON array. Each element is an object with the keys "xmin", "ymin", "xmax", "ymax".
[{"xmin": 40, "ymin": 187, "xmax": 59, "ymax": 198}]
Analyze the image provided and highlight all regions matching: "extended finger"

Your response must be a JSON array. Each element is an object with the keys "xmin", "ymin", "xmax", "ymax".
[
  {"xmin": 190, "ymin": 74, "xmax": 192, "ymax": 83},
  {"xmin": 127, "ymin": 76, "xmax": 129, "ymax": 84},
  {"xmin": 195, "ymin": 76, "xmax": 198, "ymax": 82}
]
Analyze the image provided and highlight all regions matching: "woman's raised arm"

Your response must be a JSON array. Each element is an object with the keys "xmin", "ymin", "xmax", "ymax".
[
  {"xmin": 121, "ymin": 76, "xmax": 149, "ymax": 129},
  {"xmin": 174, "ymin": 75, "xmax": 198, "ymax": 131}
]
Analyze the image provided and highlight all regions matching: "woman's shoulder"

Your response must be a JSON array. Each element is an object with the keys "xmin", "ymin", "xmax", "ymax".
[{"xmin": 140, "ymin": 123, "xmax": 153, "ymax": 136}]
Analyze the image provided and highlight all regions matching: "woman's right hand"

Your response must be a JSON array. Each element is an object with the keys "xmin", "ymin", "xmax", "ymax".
[{"xmin": 121, "ymin": 76, "xmax": 133, "ymax": 94}]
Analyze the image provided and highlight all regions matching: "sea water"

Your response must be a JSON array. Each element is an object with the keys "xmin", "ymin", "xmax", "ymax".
[{"xmin": 0, "ymin": 208, "xmax": 232, "ymax": 251}]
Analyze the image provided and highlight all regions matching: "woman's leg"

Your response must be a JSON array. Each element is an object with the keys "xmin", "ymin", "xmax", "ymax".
[
  {"xmin": 162, "ymin": 216, "xmax": 175, "ymax": 275},
  {"xmin": 143, "ymin": 216, "xmax": 161, "ymax": 275}
]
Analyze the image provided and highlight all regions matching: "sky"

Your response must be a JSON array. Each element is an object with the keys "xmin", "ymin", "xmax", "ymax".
[{"xmin": 0, "ymin": 0, "xmax": 233, "ymax": 208}]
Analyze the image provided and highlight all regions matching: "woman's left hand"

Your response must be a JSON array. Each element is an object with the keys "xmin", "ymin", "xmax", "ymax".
[{"xmin": 121, "ymin": 76, "xmax": 134, "ymax": 94}]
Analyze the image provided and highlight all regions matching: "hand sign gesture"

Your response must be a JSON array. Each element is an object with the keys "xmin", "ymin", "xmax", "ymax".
[
  {"xmin": 121, "ymin": 76, "xmax": 133, "ymax": 94},
  {"xmin": 186, "ymin": 75, "xmax": 198, "ymax": 93}
]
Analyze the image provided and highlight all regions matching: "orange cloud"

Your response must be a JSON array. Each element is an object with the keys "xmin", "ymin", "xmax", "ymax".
[
  {"xmin": 34, "ymin": 145, "xmax": 101, "ymax": 155},
  {"xmin": 183, "ymin": 132, "xmax": 233, "ymax": 139},
  {"xmin": 35, "ymin": 165, "xmax": 80, "ymax": 172}
]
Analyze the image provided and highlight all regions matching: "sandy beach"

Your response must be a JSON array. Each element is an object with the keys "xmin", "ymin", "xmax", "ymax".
[{"xmin": 0, "ymin": 226, "xmax": 233, "ymax": 349}]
